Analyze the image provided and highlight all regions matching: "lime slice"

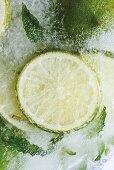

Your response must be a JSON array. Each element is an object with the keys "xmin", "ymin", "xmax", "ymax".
[
  {"xmin": 0, "ymin": 0, "xmax": 10, "ymax": 36},
  {"xmin": 17, "ymin": 52, "xmax": 100, "ymax": 132},
  {"xmin": 0, "ymin": 61, "xmax": 37, "ymax": 131},
  {"xmin": 82, "ymin": 52, "xmax": 114, "ymax": 123}
]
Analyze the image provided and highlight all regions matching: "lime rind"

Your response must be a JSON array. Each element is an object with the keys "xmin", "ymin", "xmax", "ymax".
[{"xmin": 0, "ymin": 0, "xmax": 10, "ymax": 36}]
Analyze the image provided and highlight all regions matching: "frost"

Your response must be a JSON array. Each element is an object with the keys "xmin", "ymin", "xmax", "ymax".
[{"xmin": 0, "ymin": 0, "xmax": 114, "ymax": 170}]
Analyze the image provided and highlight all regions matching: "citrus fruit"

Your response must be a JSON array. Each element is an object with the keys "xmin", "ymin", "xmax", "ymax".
[
  {"xmin": 17, "ymin": 52, "xmax": 100, "ymax": 132},
  {"xmin": 0, "ymin": 0, "xmax": 10, "ymax": 36}
]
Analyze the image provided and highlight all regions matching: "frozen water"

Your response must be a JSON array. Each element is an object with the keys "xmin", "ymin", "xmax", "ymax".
[
  {"xmin": 0, "ymin": 0, "xmax": 114, "ymax": 170},
  {"xmin": 21, "ymin": 151, "xmax": 60, "ymax": 170},
  {"xmin": 86, "ymin": 29, "xmax": 114, "ymax": 53}
]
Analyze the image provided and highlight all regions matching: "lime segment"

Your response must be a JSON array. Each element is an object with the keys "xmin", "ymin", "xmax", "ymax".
[{"xmin": 17, "ymin": 52, "xmax": 100, "ymax": 132}]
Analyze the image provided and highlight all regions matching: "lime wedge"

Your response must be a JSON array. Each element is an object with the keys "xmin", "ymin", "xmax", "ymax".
[
  {"xmin": 17, "ymin": 52, "xmax": 100, "ymax": 132},
  {"xmin": 0, "ymin": 0, "xmax": 10, "ymax": 36}
]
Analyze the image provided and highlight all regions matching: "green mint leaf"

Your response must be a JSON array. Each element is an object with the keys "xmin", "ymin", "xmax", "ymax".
[
  {"xmin": 0, "ymin": 116, "xmax": 64, "ymax": 156},
  {"xmin": 110, "ymin": 136, "xmax": 114, "ymax": 145},
  {"xmin": 47, "ymin": 133, "xmax": 64, "ymax": 154},
  {"xmin": 104, "ymin": 147, "xmax": 109, "ymax": 155},
  {"xmin": 49, "ymin": 133, "xmax": 64, "ymax": 145},
  {"xmin": 0, "ymin": 116, "xmax": 45, "ymax": 156},
  {"xmin": 95, "ymin": 143, "xmax": 105, "ymax": 161},
  {"xmin": 0, "ymin": 142, "xmax": 19, "ymax": 170},
  {"xmin": 62, "ymin": 147, "xmax": 76, "ymax": 156},
  {"xmin": 94, "ymin": 107, "xmax": 107, "ymax": 134},
  {"xmin": 22, "ymin": 3, "xmax": 44, "ymax": 42},
  {"xmin": 85, "ymin": 107, "xmax": 107, "ymax": 138}
]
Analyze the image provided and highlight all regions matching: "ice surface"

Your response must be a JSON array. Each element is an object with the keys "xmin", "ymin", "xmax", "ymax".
[
  {"xmin": 0, "ymin": 0, "xmax": 114, "ymax": 170},
  {"xmin": 86, "ymin": 29, "xmax": 114, "ymax": 53},
  {"xmin": 21, "ymin": 151, "xmax": 60, "ymax": 170}
]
